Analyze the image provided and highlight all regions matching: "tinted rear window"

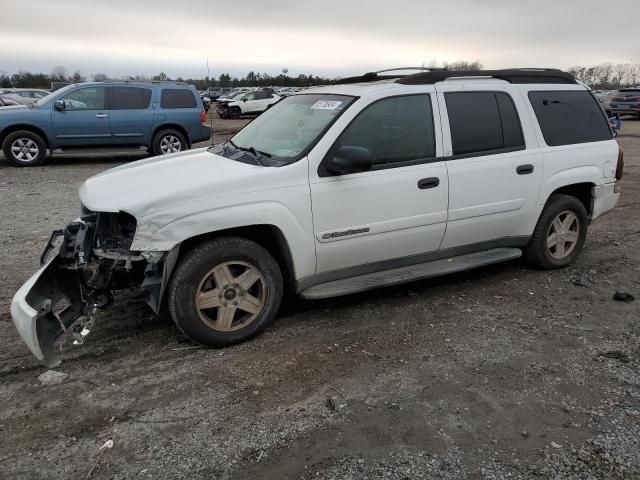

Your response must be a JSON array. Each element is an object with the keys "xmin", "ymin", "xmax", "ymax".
[
  {"xmin": 445, "ymin": 91, "xmax": 525, "ymax": 155},
  {"xmin": 528, "ymin": 91, "xmax": 612, "ymax": 146},
  {"xmin": 110, "ymin": 87, "xmax": 152, "ymax": 110},
  {"xmin": 161, "ymin": 89, "xmax": 197, "ymax": 108}
]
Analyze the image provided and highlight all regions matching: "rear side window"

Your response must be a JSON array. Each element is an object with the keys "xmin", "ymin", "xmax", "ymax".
[
  {"xmin": 161, "ymin": 89, "xmax": 197, "ymax": 108},
  {"xmin": 335, "ymin": 94, "xmax": 436, "ymax": 168},
  {"xmin": 445, "ymin": 92, "xmax": 525, "ymax": 156},
  {"xmin": 109, "ymin": 87, "xmax": 152, "ymax": 110},
  {"xmin": 528, "ymin": 91, "xmax": 612, "ymax": 146}
]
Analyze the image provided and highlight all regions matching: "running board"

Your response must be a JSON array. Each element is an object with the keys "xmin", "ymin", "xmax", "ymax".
[{"xmin": 299, "ymin": 247, "xmax": 522, "ymax": 300}]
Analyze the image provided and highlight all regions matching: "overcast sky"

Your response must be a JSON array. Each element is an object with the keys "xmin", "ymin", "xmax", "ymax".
[{"xmin": 1, "ymin": 0, "xmax": 638, "ymax": 79}]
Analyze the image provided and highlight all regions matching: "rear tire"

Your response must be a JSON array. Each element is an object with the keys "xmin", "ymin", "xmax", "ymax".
[
  {"xmin": 2, "ymin": 130, "xmax": 47, "ymax": 167},
  {"xmin": 151, "ymin": 129, "xmax": 187, "ymax": 156},
  {"xmin": 168, "ymin": 237, "xmax": 283, "ymax": 347},
  {"xmin": 524, "ymin": 194, "xmax": 588, "ymax": 269}
]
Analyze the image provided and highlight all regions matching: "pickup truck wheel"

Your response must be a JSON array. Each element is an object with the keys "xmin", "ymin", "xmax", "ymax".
[
  {"xmin": 152, "ymin": 129, "xmax": 186, "ymax": 156},
  {"xmin": 2, "ymin": 130, "xmax": 47, "ymax": 167},
  {"xmin": 524, "ymin": 194, "xmax": 588, "ymax": 269},
  {"xmin": 168, "ymin": 237, "xmax": 283, "ymax": 347}
]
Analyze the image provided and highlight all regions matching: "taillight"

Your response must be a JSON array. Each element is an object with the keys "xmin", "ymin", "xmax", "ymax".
[
  {"xmin": 616, "ymin": 148, "xmax": 624, "ymax": 181},
  {"xmin": 200, "ymin": 110, "xmax": 207, "ymax": 124}
]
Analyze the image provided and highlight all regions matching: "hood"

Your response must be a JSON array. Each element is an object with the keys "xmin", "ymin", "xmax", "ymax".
[
  {"xmin": 0, "ymin": 104, "xmax": 29, "ymax": 112},
  {"xmin": 79, "ymin": 148, "xmax": 264, "ymax": 217}
]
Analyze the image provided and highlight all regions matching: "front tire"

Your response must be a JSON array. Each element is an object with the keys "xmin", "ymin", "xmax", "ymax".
[
  {"xmin": 524, "ymin": 194, "xmax": 588, "ymax": 269},
  {"xmin": 2, "ymin": 130, "xmax": 47, "ymax": 167},
  {"xmin": 152, "ymin": 129, "xmax": 187, "ymax": 156},
  {"xmin": 168, "ymin": 237, "xmax": 283, "ymax": 347}
]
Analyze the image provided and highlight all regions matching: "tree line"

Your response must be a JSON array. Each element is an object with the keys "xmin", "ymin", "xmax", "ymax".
[
  {"xmin": 2, "ymin": 61, "xmax": 637, "ymax": 90},
  {"xmin": 567, "ymin": 63, "xmax": 639, "ymax": 89},
  {"xmin": 0, "ymin": 60, "xmax": 483, "ymax": 89}
]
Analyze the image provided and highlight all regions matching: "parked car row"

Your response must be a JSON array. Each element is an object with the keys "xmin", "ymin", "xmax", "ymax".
[
  {"xmin": 0, "ymin": 88, "xmax": 52, "ymax": 107},
  {"xmin": 595, "ymin": 88, "xmax": 640, "ymax": 118},
  {"xmin": 0, "ymin": 81, "xmax": 211, "ymax": 166}
]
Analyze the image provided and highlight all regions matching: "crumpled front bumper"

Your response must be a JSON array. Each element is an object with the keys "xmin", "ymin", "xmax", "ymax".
[
  {"xmin": 10, "ymin": 255, "xmax": 85, "ymax": 368},
  {"xmin": 11, "ymin": 257, "xmax": 60, "ymax": 367}
]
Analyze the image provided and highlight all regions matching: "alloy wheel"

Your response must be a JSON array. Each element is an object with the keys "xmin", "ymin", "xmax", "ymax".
[
  {"xmin": 546, "ymin": 210, "xmax": 580, "ymax": 260},
  {"xmin": 10, "ymin": 138, "xmax": 39, "ymax": 162},
  {"xmin": 195, "ymin": 261, "xmax": 267, "ymax": 332},
  {"xmin": 159, "ymin": 135, "xmax": 182, "ymax": 154}
]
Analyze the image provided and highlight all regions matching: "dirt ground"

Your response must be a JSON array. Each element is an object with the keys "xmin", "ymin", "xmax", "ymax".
[{"xmin": 0, "ymin": 114, "xmax": 639, "ymax": 480}]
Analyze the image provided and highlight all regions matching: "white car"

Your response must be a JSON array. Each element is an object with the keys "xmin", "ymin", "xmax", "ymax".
[
  {"xmin": 217, "ymin": 91, "xmax": 281, "ymax": 118},
  {"xmin": 11, "ymin": 68, "xmax": 622, "ymax": 367}
]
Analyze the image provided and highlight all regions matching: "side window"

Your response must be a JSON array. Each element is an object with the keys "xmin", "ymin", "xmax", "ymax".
[
  {"xmin": 528, "ymin": 90, "xmax": 612, "ymax": 146},
  {"xmin": 61, "ymin": 87, "xmax": 106, "ymax": 111},
  {"xmin": 109, "ymin": 87, "xmax": 152, "ymax": 110},
  {"xmin": 255, "ymin": 92, "xmax": 272, "ymax": 100},
  {"xmin": 334, "ymin": 95, "xmax": 436, "ymax": 168},
  {"xmin": 160, "ymin": 89, "xmax": 197, "ymax": 108},
  {"xmin": 244, "ymin": 93, "xmax": 257, "ymax": 101},
  {"xmin": 445, "ymin": 91, "xmax": 525, "ymax": 156}
]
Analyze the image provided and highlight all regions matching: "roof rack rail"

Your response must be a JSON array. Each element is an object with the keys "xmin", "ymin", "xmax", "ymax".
[
  {"xmin": 397, "ymin": 68, "xmax": 577, "ymax": 85},
  {"xmin": 335, "ymin": 68, "xmax": 577, "ymax": 85},
  {"xmin": 335, "ymin": 67, "xmax": 446, "ymax": 85},
  {"xmin": 99, "ymin": 79, "xmax": 190, "ymax": 85}
]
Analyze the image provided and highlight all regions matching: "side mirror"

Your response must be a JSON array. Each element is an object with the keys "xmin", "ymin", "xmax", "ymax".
[
  {"xmin": 54, "ymin": 100, "xmax": 65, "ymax": 111},
  {"xmin": 243, "ymin": 98, "xmax": 248, "ymax": 102},
  {"xmin": 326, "ymin": 146, "xmax": 372, "ymax": 175}
]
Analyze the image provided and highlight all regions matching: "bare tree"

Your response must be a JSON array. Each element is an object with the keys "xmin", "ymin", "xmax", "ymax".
[
  {"xmin": 92, "ymin": 73, "xmax": 109, "ymax": 82},
  {"xmin": 50, "ymin": 65, "xmax": 68, "ymax": 82},
  {"xmin": 443, "ymin": 60, "xmax": 483, "ymax": 71},
  {"xmin": 70, "ymin": 70, "xmax": 85, "ymax": 84},
  {"xmin": 629, "ymin": 62, "xmax": 639, "ymax": 87},
  {"xmin": 597, "ymin": 63, "xmax": 614, "ymax": 87},
  {"xmin": 613, "ymin": 63, "xmax": 629, "ymax": 87}
]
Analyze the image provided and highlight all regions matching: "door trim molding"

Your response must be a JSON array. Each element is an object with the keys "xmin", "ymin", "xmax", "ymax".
[{"xmin": 296, "ymin": 236, "xmax": 530, "ymax": 292}]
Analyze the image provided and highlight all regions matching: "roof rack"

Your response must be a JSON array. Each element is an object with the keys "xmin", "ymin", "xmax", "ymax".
[
  {"xmin": 99, "ymin": 79, "xmax": 189, "ymax": 85},
  {"xmin": 398, "ymin": 68, "xmax": 576, "ymax": 85},
  {"xmin": 335, "ymin": 68, "xmax": 576, "ymax": 85},
  {"xmin": 335, "ymin": 67, "xmax": 445, "ymax": 85}
]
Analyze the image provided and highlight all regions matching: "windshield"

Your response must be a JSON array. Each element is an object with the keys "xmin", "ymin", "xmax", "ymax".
[
  {"xmin": 228, "ymin": 93, "xmax": 355, "ymax": 160},
  {"xmin": 32, "ymin": 84, "xmax": 76, "ymax": 106}
]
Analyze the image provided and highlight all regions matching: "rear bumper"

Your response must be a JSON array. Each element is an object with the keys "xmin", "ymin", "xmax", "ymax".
[
  {"xmin": 611, "ymin": 106, "xmax": 640, "ymax": 116},
  {"xmin": 592, "ymin": 182, "xmax": 620, "ymax": 221},
  {"xmin": 193, "ymin": 125, "xmax": 212, "ymax": 144}
]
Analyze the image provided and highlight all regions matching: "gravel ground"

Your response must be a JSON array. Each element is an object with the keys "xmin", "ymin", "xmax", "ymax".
[{"xmin": 0, "ymin": 115, "xmax": 639, "ymax": 479}]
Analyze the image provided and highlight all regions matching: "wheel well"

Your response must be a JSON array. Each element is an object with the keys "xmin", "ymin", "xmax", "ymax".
[
  {"xmin": 177, "ymin": 225, "xmax": 297, "ymax": 292},
  {"xmin": 0, "ymin": 124, "xmax": 50, "ymax": 149},
  {"xmin": 151, "ymin": 124, "xmax": 191, "ymax": 147},
  {"xmin": 550, "ymin": 183, "xmax": 594, "ymax": 216}
]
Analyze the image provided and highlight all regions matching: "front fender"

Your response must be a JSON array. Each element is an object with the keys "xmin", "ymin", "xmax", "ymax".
[{"xmin": 131, "ymin": 199, "xmax": 316, "ymax": 280}]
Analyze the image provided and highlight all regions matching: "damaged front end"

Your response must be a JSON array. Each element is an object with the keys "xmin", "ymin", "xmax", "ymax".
[{"xmin": 11, "ymin": 210, "xmax": 170, "ymax": 367}]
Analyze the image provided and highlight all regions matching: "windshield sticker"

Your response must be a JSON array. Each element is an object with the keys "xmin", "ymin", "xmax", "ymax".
[{"xmin": 311, "ymin": 100, "xmax": 343, "ymax": 110}]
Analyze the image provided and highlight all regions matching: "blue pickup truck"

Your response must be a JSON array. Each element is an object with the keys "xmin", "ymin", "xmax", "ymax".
[{"xmin": 0, "ymin": 81, "xmax": 212, "ymax": 166}]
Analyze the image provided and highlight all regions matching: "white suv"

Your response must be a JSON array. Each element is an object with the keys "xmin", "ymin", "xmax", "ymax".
[
  {"xmin": 217, "ymin": 90, "xmax": 281, "ymax": 118},
  {"xmin": 12, "ymin": 68, "xmax": 623, "ymax": 367}
]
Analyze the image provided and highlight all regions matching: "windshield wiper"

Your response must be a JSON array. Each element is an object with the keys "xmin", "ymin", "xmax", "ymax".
[{"xmin": 227, "ymin": 139, "xmax": 272, "ymax": 160}]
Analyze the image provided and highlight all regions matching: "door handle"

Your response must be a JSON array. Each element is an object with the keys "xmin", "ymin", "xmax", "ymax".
[
  {"xmin": 516, "ymin": 164, "xmax": 534, "ymax": 175},
  {"xmin": 95, "ymin": 113, "xmax": 109, "ymax": 119},
  {"xmin": 418, "ymin": 177, "xmax": 440, "ymax": 189}
]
